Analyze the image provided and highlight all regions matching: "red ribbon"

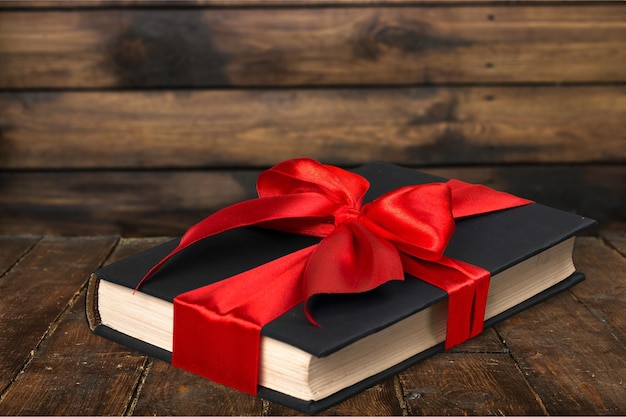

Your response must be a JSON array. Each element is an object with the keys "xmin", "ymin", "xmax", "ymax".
[{"xmin": 138, "ymin": 158, "xmax": 532, "ymax": 395}]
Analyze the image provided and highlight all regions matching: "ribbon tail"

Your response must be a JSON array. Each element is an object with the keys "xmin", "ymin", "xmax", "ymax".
[
  {"xmin": 135, "ymin": 193, "xmax": 336, "ymax": 289},
  {"xmin": 400, "ymin": 254, "xmax": 490, "ymax": 349},
  {"xmin": 448, "ymin": 179, "xmax": 532, "ymax": 219},
  {"xmin": 303, "ymin": 222, "xmax": 405, "ymax": 325}
]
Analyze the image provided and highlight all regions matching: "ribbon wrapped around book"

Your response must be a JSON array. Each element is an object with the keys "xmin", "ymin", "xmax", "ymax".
[{"xmin": 136, "ymin": 158, "xmax": 532, "ymax": 395}]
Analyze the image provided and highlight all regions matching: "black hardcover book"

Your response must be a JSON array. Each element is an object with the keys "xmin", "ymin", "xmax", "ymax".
[{"xmin": 87, "ymin": 162, "xmax": 595, "ymax": 413}]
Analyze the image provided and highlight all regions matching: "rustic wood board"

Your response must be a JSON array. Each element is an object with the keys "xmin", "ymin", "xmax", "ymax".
[
  {"xmin": 318, "ymin": 378, "xmax": 405, "ymax": 416},
  {"xmin": 0, "ymin": 5, "xmax": 621, "ymax": 88},
  {"xmin": 600, "ymin": 230, "xmax": 626, "ymax": 256},
  {"xmin": 399, "ymin": 353, "xmax": 547, "ymax": 415},
  {"xmin": 398, "ymin": 326, "xmax": 543, "ymax": 415},
  {"xmin": 0, "ymin": 236, "xmax": 117, "ymax": 395},
  {"xmin": 0, "ymin": 170, "xmax": 258, "ymax": 236},
  {"xmin": 0, "ymin": 165, "xmax": 622, "ymax": 236},
  {"xmin": 0, "ymin": 288, "xmax": 148, "ymax": 415},
  {"xmin": 570, "ymin": 237, "xmax": 626, "ymax": 344},
  {"xmin": 1, "ymin": 87, "xmax": 623, "ymax": 169},
  {"xmin": 0, "ymin": 234, "xmax": 623, "ymax": 415},
  {"xmin": 0, "ymin": 0, "xmax": 606, "ymax": 7},
  {"xmin": 0, "ymin": 237, "xmax": 173, "ymax": 415},
  {"xmin": 132, "ymin": 360, "xmax": 266, "ymax": 415},
  {"xmin": 0, "ymin": 235, "xmax": 39, "ymax": 275},
  {"xmin": 495, "ymin": 280, "xmax": 626, "ymax": 414}
]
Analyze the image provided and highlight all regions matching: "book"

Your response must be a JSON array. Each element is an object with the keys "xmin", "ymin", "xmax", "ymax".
[{"xmin": 87, "ymin": 161, "xmax": 595, "ymax": 413}]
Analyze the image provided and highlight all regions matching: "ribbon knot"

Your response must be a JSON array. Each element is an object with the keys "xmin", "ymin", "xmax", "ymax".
[{"xmin": 334, "ymin": 205, "xmax": 362, "ymax": 226}]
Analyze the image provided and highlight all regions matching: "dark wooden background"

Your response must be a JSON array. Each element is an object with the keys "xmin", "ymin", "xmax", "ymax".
[{"xmin": 0, "ymin": 0, "xmax": 624, "ymax": 236}]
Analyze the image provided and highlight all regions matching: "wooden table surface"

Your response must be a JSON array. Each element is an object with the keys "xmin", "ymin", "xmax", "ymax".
[{"xmin": 0, "ymin": 232, "xmax": 624, "ymax": 415}]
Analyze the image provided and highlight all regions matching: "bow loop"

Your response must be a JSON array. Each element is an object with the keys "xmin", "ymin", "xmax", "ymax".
[
  {"xmin": 257, "ymin": 158, "xmax": 370, "ymax": 208},
  {"xmin": 361, "ymin": 183, "xmax": 455, "ymax": 261},
  {"xmin": 303, "ymin": 221, "xmax": 405, "ymax": 324}
]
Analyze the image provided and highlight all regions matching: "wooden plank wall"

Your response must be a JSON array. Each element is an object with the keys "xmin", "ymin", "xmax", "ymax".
[{"xmin": 0, "ymin": 0, "xmax": 624, "ymax": 236}]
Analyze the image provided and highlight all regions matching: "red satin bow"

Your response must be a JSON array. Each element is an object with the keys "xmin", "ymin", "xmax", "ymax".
[{"xmin": 138, "ymin": 158, "xmax": 532, "ymax": 395}]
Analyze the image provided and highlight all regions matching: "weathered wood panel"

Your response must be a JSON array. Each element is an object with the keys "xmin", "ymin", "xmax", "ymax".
[
  {"xmin": 1, "ymin": 87, "xmax": 622, "ymax": 169},
  {"xmin": 0, "ymin": 5, "xmax": 622, "ymax": 88},
  {"xmin": 397, "ymin": 328, "xmax": 529, "ymax": 415},
  {"xmin": 570, "ymin": 237, "xmax": 626, "ymax": 344},
  {"xmin": 1, "ymin": 165, "xmax": 621, "ymax": 236},
  {"xmin": 0, "ymin": 235, "xmax": 38, "ymax": 275},
  {"xmin": 0, "ymin": 0, "xmax": 608, "ymax": 7},
  {"xmin": 399, "ymin": 353, "xmax": 547, "ymax": 415},
  {"xmin": 0, "ymin": 234, "xmax": 623, "ymax": 415},
  {"xmin": 0, "ymin": 237, "xmax": 168, "ymax": 415},
  {"xmin": 495, "ymin": 291, "xmax": 626, "ymax": 414},
  {"xmin": 0, "ymin": 170, "xmax": 258, "ymax": 236},
  {"xmin": 0, "ymin": 292, "xmax": 147, "ymax": 415},
  {"xmin": 601, "ymin": 230, "xmax": 626, "ymax": 255},
  {"xmin": 132, "ymin": 361, "xmax": 266, "ymax": 416},
  {"xmin": 0, "ymin": 236, "xmax": 116, "ymax": 395}
]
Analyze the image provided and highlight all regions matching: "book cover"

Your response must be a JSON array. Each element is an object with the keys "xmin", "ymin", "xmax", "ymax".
[{"xmin": 87, "ymin": 161, "xmax": 595, "ymax": 413}]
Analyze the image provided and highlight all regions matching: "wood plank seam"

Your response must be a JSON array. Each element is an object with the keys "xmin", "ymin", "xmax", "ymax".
[
  {"xmin": 491, "ymin": 324, "xmax": 550, "ymax": 415},
  {"xmin": 0, "ymin": 236, "xmax": 120, "ymax": 407},
  {"xmin": 1, "ymin": 240, "xmax": 78, "ymax": 402},
  {"xmin": 570, "ymin": 290, "xmax": 624, "ymax": 347},
  {"xmin": 600, "ymin": 234, "xmax": 626, "ymax": 258},
  {"xmin": 124, "ymin": 358, "xmax": 153, "ymax": 416},
  {"xmin": 0, "ymin": 235, "xmax": 42, "ymax": 279},
  {"xmin": 0, "ymin": 286, "xmax": 102, "ymax": 405},
  {"xmin": 98, "ymin": 235, "xmax": 124, "ymax": 268},
  {"xmin": 570, "ymin": 237, "xmax": 625, "ymax": 347},
  {"xmin": 496, "ymin": 345, "xmax": 550, "ymax": 415},
  {"xmin": 0, "ymin": 237, "xmax": 49, "ymax": 403},
  {"xmin": 392, "ymin": 375, "xmax": 410, "ymax": 416}
]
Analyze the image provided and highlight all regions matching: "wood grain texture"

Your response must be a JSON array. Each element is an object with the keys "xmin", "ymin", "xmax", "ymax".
[
  {"xmin": 0, "ymin": 165, "xmax": 621, "ymax": 236},
  {"xmin": 0, "ymin": 5, "xmax": 622, "ymax": 88},
  {"xmin": 570, "ymin": 237, "xmax": 626, "ymax": 344},
  {"xmin": 0, "ymin": 170, "xmax": 257, "ymax": 236},
  {"xmin": 1, "ymin": 87, "xmax": 623, "ymax": 169},
  {"xmin": 398, "ymin": 353, "xmax": 547, "ymax": 415},
  {"xmin": 132, "ymin": 360, "xmax": 265, "ymax": 416},
  {"xmin": 0, "ymin": 236, "xmax": 116, "ymax": 396},
  {"xmin": 0, "ymin": 237, "xmax": 171, "ymax": 415},
  {"xmin": 317, "ymin": 378, "xmax": 405, "ymax": 416},
  {"xmin": 0, "ymin": 235, "xmax": 39, "ymax": 275},
  {"xmin": 0, "ymin": 289, "xmax": 147, "ymax": 415},
  {"xmin": 495, "ymin": 285, "xmax": 626, "ymax": 414},
  {"xmin": 0, "ymin": 0, "xmax": 610, "ymax": 7},
  {"xmin": 0, "ymin": 234, "xmax": 623, "ymax": 415},
  {"xmin": 600, "ymin": 230, "xmax": 626, "ymax": 255}
]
